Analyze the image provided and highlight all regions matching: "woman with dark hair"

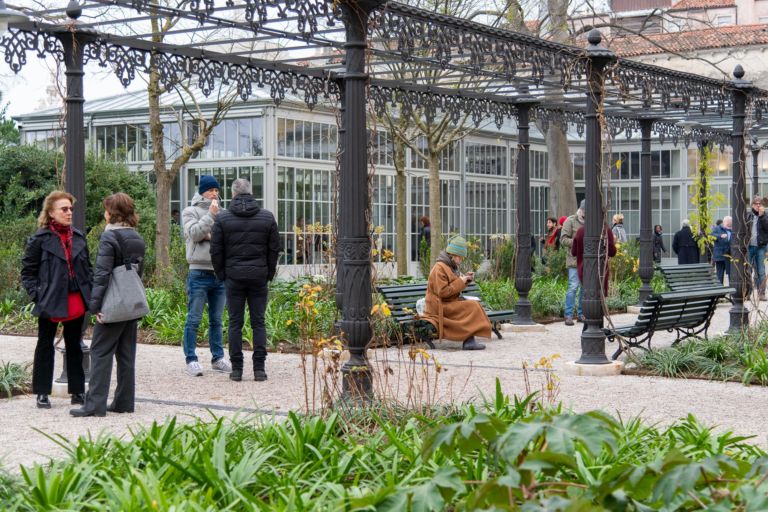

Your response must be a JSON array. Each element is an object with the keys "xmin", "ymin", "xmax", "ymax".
[
  {"xmin": 418, "ymin": 216, "xmax": 431, "ymax": 249},
  {"xmin": 71, "ymin": 193, "xmax": 146, "ymax": 417},
  {"xmin": 22, "ymin": 191, "xmax": 92, "ymax": 409}
]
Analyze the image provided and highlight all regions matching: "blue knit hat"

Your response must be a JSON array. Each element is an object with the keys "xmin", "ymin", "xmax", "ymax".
[
  {"xmin": 198, "ymin": 175, "xmax": 220, "ymax": 195},
  {"xmin": 445, "ymin": 236, "xmax": 468, "ymax": 257}
]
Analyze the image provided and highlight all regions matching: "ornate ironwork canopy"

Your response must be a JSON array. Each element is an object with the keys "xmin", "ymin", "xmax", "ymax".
[{"xmin": 3, "ymin": 0, "xmax": 764, "ymax": 144}]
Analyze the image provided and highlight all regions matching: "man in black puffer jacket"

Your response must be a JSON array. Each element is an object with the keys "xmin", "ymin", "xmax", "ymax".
[{"xmin": 211, "ymin": 178, "xmax": 280, "ymax": 382}]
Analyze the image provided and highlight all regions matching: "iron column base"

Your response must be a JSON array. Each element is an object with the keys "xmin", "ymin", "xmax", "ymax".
[
  {"xmin": 576, "ymin": 325, "xmax": 610, "ymax": 364},
  {"xmin": 728, "ymin": 303, "xmax": 749, "ymax": 333},
  {"xmin": 638, "ymin": 284, "xmax": 653, "ymax": 304},
  {"xmin": 341, "ymin": 362, "xmax": 373, "ymax": 403},
  {"xmin": 512, "ymin": 300, "xmax": 535, "ymax": 325}
]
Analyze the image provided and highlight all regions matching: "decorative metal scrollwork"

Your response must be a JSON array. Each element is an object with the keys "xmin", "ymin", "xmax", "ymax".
[
  {"xmin": 372, "ymin": 4, "xmax": 586, "ymax": 88},
  {"xmin": 0, "ymin": 29, "xmax": 63, "ymax": 73},
  {"xmin": 369, "ymin": 85, "xmax": 517, "ymax": 128}
]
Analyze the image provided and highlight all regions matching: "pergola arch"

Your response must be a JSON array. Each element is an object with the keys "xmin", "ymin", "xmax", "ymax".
[{"xmin": 1, "ymin": 0, "xmax": 765, "ymax": 398}]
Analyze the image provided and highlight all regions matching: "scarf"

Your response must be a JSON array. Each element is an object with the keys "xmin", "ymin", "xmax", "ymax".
[
  {"xmin": 49, "ymin": 220, "xmax": 74, "ymax": 278},
  {"xmin": 436, "ymin": 251, "xmax": 459, "ymax": 276},
  {"xmin": 545, "ymin": 227, "xmax": 558, "ymax": 248}
]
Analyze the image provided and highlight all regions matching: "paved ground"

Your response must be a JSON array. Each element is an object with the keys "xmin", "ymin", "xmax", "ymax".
[{"xmin": 2, "ymin": 300, "xmax": 768, "ymax": 472}]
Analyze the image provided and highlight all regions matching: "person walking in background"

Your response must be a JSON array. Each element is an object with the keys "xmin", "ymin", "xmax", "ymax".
[
  {"xmin": 418, "ymin": 216, "xmax": 431, "ymax": 257},
  {"xmin": 748, "ymin": 196, "xmax": 768, "ymax": 300},
  {"xmin": 21, "ymin": 191, "xmax": 92, "ymax": 410},
  {"xmin": 560, "ymin": 200, "xmax": 585, "ymax": 326},
  {"xmin": 611, "ymin": 213, "xmax": 628, "ymax": 243},
  {"xmin": 211, "ymin": 178, "xmax": 280, "ymax": 382},
  {"xmin": 181, "ymin": 175, "xmax": 231, "ymax": 377},
  {"xmin": 420, "ymin": 236, "xmax": 491, "ymax": 350},
  {"xmin": 653, "ymin": 224, "xmax": 666, "ymax": 263},
  {"xmin": 71, "ymin": 193, "xmax": 145, "ymax": 417},
  {"xmin": 711, "ymin": 216, "xmax": 732, "ymax": 285},
  {"xmin": 572, "ymin": 223, "xmax": 617, "ymax": 297},
  {"xmin": 672, "ymin": 220, "xmax": 699, "ymax": 265}
]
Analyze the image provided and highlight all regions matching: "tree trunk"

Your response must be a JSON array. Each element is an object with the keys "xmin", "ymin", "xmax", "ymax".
[
  {"xmin": 428, "ymin": 150, "xmax": 441, "ymax": 266},
  {"xmin": 546, "ymin": 125, "xmax": 576, "ymax": 218},
  {"xmin": 148, "ymin": 61, "xmax": 170, "ymax": 276},
  {"xmin": 394, "ymin": 138, "xmax": 408, "ymax": 276}
]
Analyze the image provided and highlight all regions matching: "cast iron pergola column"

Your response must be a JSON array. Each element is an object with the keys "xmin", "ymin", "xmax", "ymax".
[
  {"xmin": 513, "ymin": 100, "xmax": 537, "ymax": 325},
  {"xmin": 751, "ymin": 136, "xmax": 761, "ymax": 198},
  {"xmin": 578, "ymin": 30, "xmax": 615, "ymax": 365},
  {"xmin": 337, "ymin": 0, "xmax": 384, "ymax": 401},
  {"xmin": 54, "ymin": 3, "xmax": 94, "ymax": 233},
  {"xmin": 637, "ymin": 117, "xmax": 654, "ymax": 303},
  {"xmin": 729, "ymin": 65, "xmax": 752, "ymax": 332}
]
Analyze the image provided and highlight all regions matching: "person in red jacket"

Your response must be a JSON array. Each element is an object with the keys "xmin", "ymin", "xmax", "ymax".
[{"xmin": 571, "ymin": 223, "xmax": 617, "ymax": 298}]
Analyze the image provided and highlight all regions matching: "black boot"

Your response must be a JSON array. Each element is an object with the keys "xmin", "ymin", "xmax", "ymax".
[
  {"xmin": 254, "ymin": 370, "xmax": 268, "ymax": 382},
  {"xmin": 70, "ymin": 407, "xmax": 106, "ymax": 418},
  {"xmin": 462, "ymin": 337, "xmax": 486, "ymax": 351},
  {"xmin": 71, "ymin": 393, "xmax": 85, "ymax": 405},
  {"xmin": 230, "ymin": 369, "xmax": 242, "ymax": 382},
  {"xmin": 107, "ymin": 402, "xmax": 134, "ymax": 414},
  {"xmin": 36, "ymin": 394, "xmax": 51, "ymax": 409}
]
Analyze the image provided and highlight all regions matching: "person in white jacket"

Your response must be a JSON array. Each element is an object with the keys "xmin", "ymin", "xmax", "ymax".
[{"xmin": 181, "ymin": 175, "xmax": 232, "ymax": 377}]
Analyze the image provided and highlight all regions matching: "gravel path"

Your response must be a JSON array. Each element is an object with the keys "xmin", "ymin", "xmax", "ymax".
[{"xmin": 2, "ymin": 301, "xmax": 768, "ymax": 472}]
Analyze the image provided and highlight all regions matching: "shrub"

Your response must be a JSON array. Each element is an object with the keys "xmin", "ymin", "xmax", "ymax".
[
  {"xmin": 529, "ymin": 277, "xmax": 566, "ymax": 317},
  {"xmin": 535, "ymin": 246, "xmax": 567, "ymax": 280},
  {"xmin": 475, "ymin": 278, "xmax": 516, "ymax": 310}
]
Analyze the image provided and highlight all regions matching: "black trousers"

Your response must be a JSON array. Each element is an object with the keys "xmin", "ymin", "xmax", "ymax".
[
  {"xmin": 84, "ymin": 320, "xmax": 137, "ymax": 414},
  {"xmin": 226, "ymin": 279, "xmax": 268, "ymax": 372},
  {"xmin": 32, "ymin": 316, "xmax": 85, "ymax": 395}
]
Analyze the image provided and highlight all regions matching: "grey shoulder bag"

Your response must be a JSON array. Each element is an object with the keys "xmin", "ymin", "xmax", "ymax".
[{"xmin": 100, "ymin": 230, "xmax": 149, "ymax": 323}]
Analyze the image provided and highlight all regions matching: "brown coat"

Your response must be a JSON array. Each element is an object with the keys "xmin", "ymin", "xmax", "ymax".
[{"xmin": 420, "ymin": 262, "xmax": 492, "ymax": 341}]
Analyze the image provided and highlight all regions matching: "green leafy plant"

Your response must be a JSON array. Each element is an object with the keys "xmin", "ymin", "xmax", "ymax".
[{"xmin": 0, "ymin": 360, "xmax": 31, "ymax": 398}]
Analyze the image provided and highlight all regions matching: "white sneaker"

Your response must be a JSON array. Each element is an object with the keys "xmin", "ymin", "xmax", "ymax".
[
  {"xmin": 211, "ymin": 358, "xmax": 232, "ymax": 373},
  {"xmin": 185, "ymin": 361, "xmax": 203, "ymax": 377}
]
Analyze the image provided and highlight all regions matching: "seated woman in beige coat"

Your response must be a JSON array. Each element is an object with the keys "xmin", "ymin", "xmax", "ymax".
[{"xmin": 420, "ymin": 236, "xmax": 491, "ymax": 350}]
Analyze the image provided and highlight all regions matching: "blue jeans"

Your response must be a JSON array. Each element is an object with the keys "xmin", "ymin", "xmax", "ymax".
[
  {"xmin": 183, "ymin": 270, "xmax": 225, "ymax": 364},
  {"xmin": 749, "ymin": 245, "xmax": 767, "ymax": 294},
  {"xmin": 564, "ymin": 267, "xmax": 583, "ymax": 318}
]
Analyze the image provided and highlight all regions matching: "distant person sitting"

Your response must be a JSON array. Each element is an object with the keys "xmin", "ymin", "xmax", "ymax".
[
  {"xmin": 672, "ymin": 220, "xmax": 699, "ymax": 265},
  {"xmin": 419, "ymin": 236, "xmax": 491, "ymax": 350}
]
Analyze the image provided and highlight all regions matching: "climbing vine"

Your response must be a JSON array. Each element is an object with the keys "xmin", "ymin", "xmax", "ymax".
[{"xmin": 689, "ymin": 145, "xmax": 725, "ymax": 255}]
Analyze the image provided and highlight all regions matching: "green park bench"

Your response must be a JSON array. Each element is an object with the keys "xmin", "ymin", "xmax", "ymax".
[
  {"xmin": 657, "ymin": 262, "xmax": 726, "ymax": 292},
  {"xmin": 376, "ymin": 282, "xmax": 514, "ymax": 349},
  {"xmin": 605, "ymin": 287, "xmax": 733, "ymax": 360}
]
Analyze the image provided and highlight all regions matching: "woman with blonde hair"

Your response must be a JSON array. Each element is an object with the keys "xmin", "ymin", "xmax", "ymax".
[
  {"xmin": 611, "ymin": 213, "xmax": 628, "ymax": 243},
  {"xmin": 21, "ymin": 190, "xmax": 92, "ymax": 409},
  {"xmin": 419, "ymin": 236, "xmax": 491, "ymax": 350},
  {"xmin": 71, "ymin": 193, "xmax": 146, "ymax": 417}
]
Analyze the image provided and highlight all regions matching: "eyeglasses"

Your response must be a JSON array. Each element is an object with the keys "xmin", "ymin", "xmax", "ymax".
[{"xmin": 57, "ymin": 206, "xmax": 74, "ymax": 213}]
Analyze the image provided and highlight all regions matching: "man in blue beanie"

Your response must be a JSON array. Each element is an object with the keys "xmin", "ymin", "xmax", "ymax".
[{"xmin": 180, "ymin": 175, "xmax": 231, "ymax": 377}]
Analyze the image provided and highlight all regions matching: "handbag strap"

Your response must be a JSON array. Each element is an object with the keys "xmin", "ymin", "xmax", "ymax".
[{"xmin": 111, "ymin": 229, "xmax": 142, "ymax": 270}]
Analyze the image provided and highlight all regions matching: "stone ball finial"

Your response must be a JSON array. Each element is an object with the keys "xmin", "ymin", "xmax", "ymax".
[
  {"xmin": 734, "ymin": 64, "xmax": 745, "ymax": 80},
  {"xmin": 66, "ymin": 0, "xmax": 82, "ymax": 20},
  {"xmin": 587, "ymin": 29, "xmax": 602, "ymax": 46}
]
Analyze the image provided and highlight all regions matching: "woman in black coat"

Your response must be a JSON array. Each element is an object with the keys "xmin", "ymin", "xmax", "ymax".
[
  {"xmin": 21, "ymin": 191, "xmax": 92, "ymax": 409},
  {"xmin": 672, "ymin": 220, "xmax": 700, "ymax": 265},
  {"xmin": 71, "ymin": 193, "xmax": 146, "ymax": 417}
]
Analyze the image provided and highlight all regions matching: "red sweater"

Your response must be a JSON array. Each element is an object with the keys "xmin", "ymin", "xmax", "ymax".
[{"xmin": 572, "ymin": 225, "xmax": 617, "ymax": 296}]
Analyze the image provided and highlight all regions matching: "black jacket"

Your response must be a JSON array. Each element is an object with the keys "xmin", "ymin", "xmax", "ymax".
[
  {"xmin": 672, "ymin": 226, "xmax": 699, "ymax": 265},
  {"xmin": 653, "ymin": 232, "xmax": 666, "ymax": 262},
  {"xmin": 752, "ymin": 209, "xmax": 768, "ymax": 247},
  {"xmin": 21, "ymin": 227, "xmax": 92, "ymax": 319},
  {"xmin": 210, "ymin": 193, "xmax": 280, "ymax": 285},
  {"xmin": 90, "ymin": 228, "xmax": 146, "ymax": 314}
]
